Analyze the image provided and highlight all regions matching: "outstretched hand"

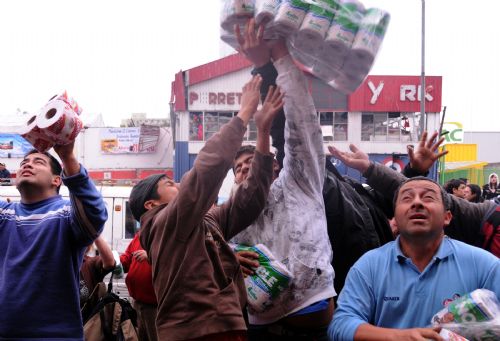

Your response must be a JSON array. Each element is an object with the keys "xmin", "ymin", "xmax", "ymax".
[
  {"xmin": 235, "ymin": 19, "xmax": 270, "ymax": 67},
  {"xmin": 328, "ymin": 144, "xmax": 371, "ymax": 174},
  {"xmin": 238, "ymin": 75, "xmax": 263, "ymax": 125},
  {"xmin": 408, "ymin": 131, "xmax": 448, "ymax": 173},
  {"xmin": 254, "ymin": 85, "xmax": 284, "ymax": 134}
]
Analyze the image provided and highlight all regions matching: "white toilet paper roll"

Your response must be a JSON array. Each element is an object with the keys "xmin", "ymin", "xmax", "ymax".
[
  {"xmin": 255, "ymin": 0, "xmax": 280, "ymax": 26},
  {"xmin": 288, "ymin": 39, "xmax": 315, "ymax": 67},
  {"xmin": 293, "ymin": 3, "xmax": 333, "ymax": 54},
  {"xmin": 273, "ymin": 0, "xmax": 309, "ymax": 37},
  {"xmin": 21, "ymin": 125, "xmax": 55, "ymax": 153},
  {"xmin": 221, "ymin": 28, "xmax": 240, "ymax": 50},
  {"xmin": 221, "ymin": 0, "xmax": 255, "ymax": 31},
  {"xmin": 37, "ymin": 100, "xmax": 83, "ymax": 145},
  {"xmin": 350, "ymin": 8, "xmax": 390, "ymax": 66},
  {"xmin": 312, "ymin": 61, "xmax": 340, "ymax": 82}
]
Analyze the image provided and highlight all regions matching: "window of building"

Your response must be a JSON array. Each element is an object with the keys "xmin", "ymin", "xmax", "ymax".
[
  {"xmin": 189, "ymin": 112, "xmax": 203, "ymax": 141},
  {"xmin": 245, "ymin": 118, "xmax": 257, "ymax": 141},
  {"xmin": 361, "ymin": 112, "xmax": 417, "ymax": 142},
  {"xmin": 319, "ymin": 112, "xmax": 348, "ymax": 142},
  {"xmin": 204, "ymin": 112, "xmax": 234, "ymax": 140}
]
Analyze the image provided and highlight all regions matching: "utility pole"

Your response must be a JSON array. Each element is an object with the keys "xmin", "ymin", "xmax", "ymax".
[{"xmin": 421, "ymin": 0, "xmax": 426, "ymax": 131}]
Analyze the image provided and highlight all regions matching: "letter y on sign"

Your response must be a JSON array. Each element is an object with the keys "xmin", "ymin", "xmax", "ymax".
[{"xmin": 368, "ymin": 81, "xmax": 384, "ymax": 104}]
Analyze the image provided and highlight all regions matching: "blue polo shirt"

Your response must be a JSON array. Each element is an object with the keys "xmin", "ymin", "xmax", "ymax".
[{"xmin": 329, "ymin": 237, "xmax": 500, "ymax": 341}]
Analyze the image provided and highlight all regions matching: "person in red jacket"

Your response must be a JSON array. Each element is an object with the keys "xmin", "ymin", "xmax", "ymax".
[{"xmin": 120, "ymin": 232, "xmax": 157, "ymax": 341}]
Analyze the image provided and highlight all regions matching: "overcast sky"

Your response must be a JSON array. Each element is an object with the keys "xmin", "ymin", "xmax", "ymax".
[{"xmin": 0, "ymin": 0, "xmax": 498, "ymax": 131}]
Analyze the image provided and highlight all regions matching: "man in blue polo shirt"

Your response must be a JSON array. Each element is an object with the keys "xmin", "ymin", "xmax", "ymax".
[{"xmin": 329, "ymin": 176, "xmax": 500, "ymax": 341}]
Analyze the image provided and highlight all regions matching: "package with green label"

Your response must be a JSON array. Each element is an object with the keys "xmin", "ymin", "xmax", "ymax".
[
  {"xmin": 432, "ymin": 289, "xmax": 500, "ymax": 341},
  {"xmin": 235, "ymin": 244, "xmax": 293, "ymax": 312}
]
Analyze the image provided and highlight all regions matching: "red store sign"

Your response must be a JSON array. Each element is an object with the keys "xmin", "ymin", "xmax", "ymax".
[{"xmin": 348, "ymin": 75, "xmax": 442, "ymax": 113}]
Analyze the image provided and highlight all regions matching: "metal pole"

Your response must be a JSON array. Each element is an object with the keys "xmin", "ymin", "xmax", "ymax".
[{"xmin": 421, "ymin": 0, "xmax": 426, "ymax": 131}]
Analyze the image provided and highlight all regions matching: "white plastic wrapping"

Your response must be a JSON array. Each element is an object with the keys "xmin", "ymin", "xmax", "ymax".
[
  {"xmin": 220, "ymin": 0, "xmax": 390, "ymax": 94},
  {"xmin": 234, "ymin": 244, "xmax": 293, "ymax": 313},
  {"xmin": 8, "ymin": 91, "xmax": 83, "ymax": 152},
  {"xmin": 432, "ymin": 289, "xmax": 500, "ymax": 341}
]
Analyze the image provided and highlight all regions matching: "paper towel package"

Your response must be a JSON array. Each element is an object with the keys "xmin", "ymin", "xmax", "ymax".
[
  {"xmin": 234, "ymin": 244, "xmax": 293, "ymax": 313},
  {"xmin": 220, "ymin": 0, "xmax": 390, "ymax": 94},
  {"xmin": 15, "ymin": 91, "xmax": 84, "ymax": 152}
]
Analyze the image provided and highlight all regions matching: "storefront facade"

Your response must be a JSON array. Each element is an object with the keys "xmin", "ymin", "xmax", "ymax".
[{"xmin": 171, "ymin": 53, "xmax": 442, "ymax": 182}]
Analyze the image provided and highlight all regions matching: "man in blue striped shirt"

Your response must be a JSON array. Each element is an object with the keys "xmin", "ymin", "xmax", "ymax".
[
  {"xmin": 329, "ymin": 176, "xmax": 500, "ymax": 341},
  {"xmin": 0, "ymin": 142, "xmax": 107, "ymax": 340}
]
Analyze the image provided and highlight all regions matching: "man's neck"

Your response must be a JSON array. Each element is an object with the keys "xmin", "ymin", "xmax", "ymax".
[
  {"xmin": 399, "ymin": 234, "xmax": 443, "ymax": 272},
  {"xmin": 19, "ymin": 187, "xmax": 57, "ymax": 204}
]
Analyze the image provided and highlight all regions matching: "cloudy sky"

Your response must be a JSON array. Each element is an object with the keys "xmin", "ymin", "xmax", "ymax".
[{"xmin": 0, "ymin": 0, "xmax": 498, "ymax": 131}]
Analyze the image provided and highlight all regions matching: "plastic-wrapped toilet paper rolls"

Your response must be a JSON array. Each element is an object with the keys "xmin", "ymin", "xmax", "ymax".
[
  {"xmin": 319, "ymin": 0, "xmax": 364, "ymax": 68},
  {"xmin": 255, "ymin": 0, "xmax": 280, "ymax": 25},
  {"xmin": 292, "ymin": 1, "xmax": 335, "ymax": 54},
  {"xmin": 37, "ymin": 100, "xmax": 84, "ymax": 146},
  {"xmin": 221, "ymin": 0, "xmax": 255, "ymax": 31},
  {"xmin": 219, "ymin": 0, "xmax": 390, "ymax": 94},
  {"xmin": 273, "ymin": 0, "xmax": 309, "ymax": 37},
  {"xmin": 18, "ymin": 115, "xmax": 55, "ymax": 153},
  {"xmin": 19, "ymin": 91, "xmax": 84, "ymax": 152},
  {"xmin": 234, "ymin": 244, "xmax": 293, "ymax": 313},
  {"xmin": 346, "ymin": 8, "xmax": 390, "ymax": 72}
]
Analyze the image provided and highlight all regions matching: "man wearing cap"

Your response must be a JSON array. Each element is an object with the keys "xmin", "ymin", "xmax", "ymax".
[
  {"xmin": 135, "ymin": 75, "xmax": 283, "ymax": 340},
  {"xmin": 121, "ymin": 175, "xmax": 170, "ymax": 341},
  {"xmin": 0, "ymin": 162, "xmax": 11, "ymax": 185}
]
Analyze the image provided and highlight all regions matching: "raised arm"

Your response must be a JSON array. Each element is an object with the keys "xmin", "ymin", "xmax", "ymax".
[
  {"xmin": 215, "ymin": 85, "xmax": 283, "ymax": 239},
  {"xmin": 142, "ymin": 76, "xmax": 262, "ymax": 244},
  {"xmin": 94, "ymin": 236, "xmax": 115, "ymax": 271},
  {"xmin": 54, "ymin": 142, "xmax": 107, "ymax": 246},
  {"xmin": 274, "ymin": 41, "xmax": 325, "ymax": 197}
]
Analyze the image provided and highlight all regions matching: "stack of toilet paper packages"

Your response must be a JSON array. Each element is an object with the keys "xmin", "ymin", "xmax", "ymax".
[
  {"xmin": 234, "ymin": 244, "xmax": 292, "ymax": 313},
  {"xmin": 17, "ymin": 91, "xmax": 84, "ymax": 152},
  {"xmin": 431, "ymin": 289, "xmax": 500, "ymax": 340},
  {"xmin": 220, "ymin": 0, "xmax": 390, "ymax": 94}
]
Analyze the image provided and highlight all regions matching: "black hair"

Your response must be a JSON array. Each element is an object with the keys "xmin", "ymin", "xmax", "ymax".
[
  {"xmin": 233, "ymin": 145, "xmax": 256, "ymax": 173},
  {"xmin": 25, "ymin": 149, "xmax": 62, "ymax": 176},
  {"xmin": 393, "ymin": 176, "xmax": 450, "ymax": 211},
  {"xmin": 467, "ymin": 184, "xmax": 483, "ymax": 203},
  {"xmin": 24, "ymin": 149, "xmax": 63, "ymax": 193},
  {"xmin": 444, "ymin": 179, "xmax": 466, "ymax": 194}
]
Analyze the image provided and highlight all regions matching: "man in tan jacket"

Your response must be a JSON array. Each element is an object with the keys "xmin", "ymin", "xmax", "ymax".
[{"xmin": 136, "ymin": 75, "xmax": 284, "ymax": 340}]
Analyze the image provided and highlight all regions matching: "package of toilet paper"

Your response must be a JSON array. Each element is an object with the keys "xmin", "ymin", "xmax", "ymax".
[
  {"xmin": 234, "ymin": 244, "xmax": 293, "ymax": 313},
  {"xmin": 431, "ymin": 289, "xmax": 500, "ymax": 341},
  {"xmin": 220, "ymin": 0, "xmax": 390, "ymax": 94}
]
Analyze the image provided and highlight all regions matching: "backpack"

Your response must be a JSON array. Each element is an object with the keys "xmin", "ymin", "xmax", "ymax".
[{"xmin": 83, "ymin": 274, "xmax": 139, "ymax": 341}]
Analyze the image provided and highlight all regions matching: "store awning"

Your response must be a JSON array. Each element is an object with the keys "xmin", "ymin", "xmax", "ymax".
[{"xmin": 443, "ymin": 161, "xmax": 488, "ymax": 171}]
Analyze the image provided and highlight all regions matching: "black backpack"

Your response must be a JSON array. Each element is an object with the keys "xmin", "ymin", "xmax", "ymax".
[{"xmin": 83, "ymin": 274, "xmax": 139, "ymax": 341}]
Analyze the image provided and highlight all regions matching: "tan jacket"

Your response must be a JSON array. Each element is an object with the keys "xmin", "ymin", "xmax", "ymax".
[{"xmin": 140, "ymin": 116, "xmax": 273, "ymax": 340}]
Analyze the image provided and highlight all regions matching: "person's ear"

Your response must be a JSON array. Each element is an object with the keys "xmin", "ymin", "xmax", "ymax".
[
  {"xmin": 144, "ymin": 199, "xmax": 158, "ymax": 211},
  {"xmin": 52, "ymin": 175, "xmax": 62, "ymax": 188},
  {"xmin": 443, "ymin": 210, "xmax": 452, "ymax": 226}
]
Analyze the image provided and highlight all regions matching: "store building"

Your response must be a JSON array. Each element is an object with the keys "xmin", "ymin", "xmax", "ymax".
[{"xmin": 170, "ymin": 53, "xmax": 442, "ymax": 182}]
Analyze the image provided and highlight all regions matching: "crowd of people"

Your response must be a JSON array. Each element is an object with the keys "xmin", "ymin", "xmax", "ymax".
[
  {"xmin": 444, "ymin": 173, "xmax": 500, "ymax": 203},
  {"xmin": 0, "ymin": 20, "xmax": 499, "ymax": 341}
]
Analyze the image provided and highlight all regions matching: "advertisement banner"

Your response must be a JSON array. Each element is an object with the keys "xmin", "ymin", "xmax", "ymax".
[
  {"xmin": 100, "ymin": 127, "xmax": 159, "ymax": 154},
  {"xmin": 0, "ymin": 134, "xmax": 33, "ymax": 157}
]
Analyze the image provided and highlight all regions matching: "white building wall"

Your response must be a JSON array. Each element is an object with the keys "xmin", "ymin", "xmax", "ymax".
[{"xmin": 77, "ymin": 127, "xmax": 173, "ymax": 169}]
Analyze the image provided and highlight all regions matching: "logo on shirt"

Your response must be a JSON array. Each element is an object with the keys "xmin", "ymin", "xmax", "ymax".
[{"xmin": 383, "ymin": 296, "xmax": 400, "ymax": 301}]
